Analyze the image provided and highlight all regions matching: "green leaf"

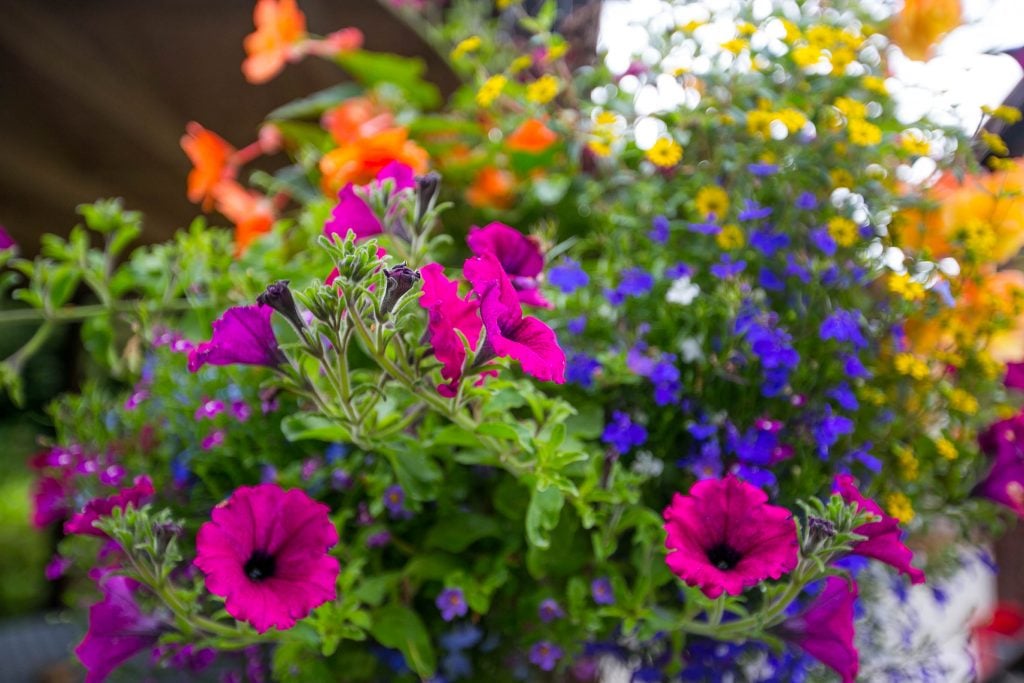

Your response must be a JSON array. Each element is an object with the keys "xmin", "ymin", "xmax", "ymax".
[
  {"xmin": 353, "ymin": 572, "xmax": 402, "ymax": 607},
  {"xmin": 525, "ymin": 485, "xmax": 564, "ymax": 550},
  {"xmin": 369, "ymin": 605, "xmax": 436, "ymax": 677},
  {"xmin": 335, "ymin": 51, "xmax": 441, "ymax": 109},
  {"xmin": 425, "ymin": 514, "xmax": 501, "ymax": 552},
  {"xmin": 281, "ymin": 413, "xmax": 352, "ymax": 443},
  {"xmin": 389, "ymin": 448, "xmax": 442, "ymax": 500},
  {"xmin": 267, "ymin": 83, "xmax": 363, "ymax": 120}
]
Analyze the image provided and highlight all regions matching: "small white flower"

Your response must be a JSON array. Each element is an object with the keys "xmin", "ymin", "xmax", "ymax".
[
  {"xmin": 631, "ymin": 451, "xmax": 664, "ymax": 477},
  {"xmin": 666, "ymin": 276, "xmax": 700, "ymax": 305},
  {"xmin": 680, "ymin": 338, "xmax": 703, "ymax": 362}
]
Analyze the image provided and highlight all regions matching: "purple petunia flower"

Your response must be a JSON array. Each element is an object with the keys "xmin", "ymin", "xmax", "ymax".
[
  {"xmin": 529, "ymin": 641, "xmax": 564, "ymax": 672},
  {"xmin": 0, "ymin": 226, "xmax": 16, "ymax": 251},
  {"xmin": 774, "ymin": 577, "xmax": 859, "ymax": 683},
  {"xmin": 437, "ymin": 588, "xmax": 469, "ymax": 622},
  {"xmin": 548, "ymin": 259, "xmax": 589, "ymax": 294},
  {"xmin": 201, "ymin": 431, "xmax": 225, "ymax": 451},
  {"xmin": 649, "ymin": 215, "xmax": 671, "ymax": 243},
  {"xmin": 601, "ymin": 411, "xmax": 647, "ymax": 453},
  {"xmin": 538, "ymin": 598, "xmax": 565, "ymax": 623},
  {"xmin": 187, "ymin": 305, "xmax": 285, "ymax": 373},
  {"xmin": 76, "ymin": 575, "xmax": 163, "ymax": 682},
  {"xmin": 591, "ymin": 577, "xmax": 615, "ymax": 605}
]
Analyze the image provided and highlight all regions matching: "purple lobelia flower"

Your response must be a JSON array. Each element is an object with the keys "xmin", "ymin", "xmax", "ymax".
[
  {"xmin": 591, "ymin": 577, "xmax": 615, "ymax": 605},
  {"xmin": 747, "ymin": 162, "xmax": 778, "ymax": 176},
  {"xmin": 649, "ymin": 215, "xmax": 671, "ymax": 243},
  {"xmin": 774, "ymin": 576, "xmax": 859, "ymax": 683},
  {"xmin": 813, "ymin": 407, "xmax": 854, "ymax": 459},
  {"xmin": 819, "ymin": 309, "xmax": 867, "ymax": 349},
  {"xmin": 566, "ymin": 353, "xmax": 601, "ymax": 388},
  {"xmin": 529, "ymin": 641, "xmax": 564, "ymax": 671},
  {"xmin": 795, "ymin": 192, "xmax": 818, "ymax": 210},
  {"xmin": 383, "ymin": 485, "xmax": 411, "ymax": 519},
  {"xmin": 810, "ymin": 228, "xmax": 837, "ymax": 256},
  {"xmin": 436, "ymin": 588, "xmax": 469, "ymax": 621},
  {"xmin": 188, "ymin": 306, "xmax": 285, "ymax": 373},
  {"xmin": 601, "ymin": 411, "xmax": 647, "ymax": 453},
  {"xmin": 711, "ymin": 254, "xmax": 746, "ymax": 279},
  {"xmin": 76, "ymin": 574, "xmax": 163, "ymax": 683},
  {"xmin": 548, "ymin": 259, "xmax": 589, "ymax": 294},
  {"xmin": 617, "ymin": 268, "xmax": 655, "ymax": 297},
  {"xmin": 738, "ymin": 199, "xmax": 773, "ymax": 221},
  {"xmin": 538, "ymin": 598, "xmax": 565, "ymax": 623}
]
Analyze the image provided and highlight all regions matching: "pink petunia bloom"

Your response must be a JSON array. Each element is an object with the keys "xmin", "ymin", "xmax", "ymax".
[
  {"xmin": 466, "ymin": 222, "xmax": 550, "ymax": 308},
  {"xmin": 194, "ymin": 484, "xmax": 340, "ymax": 633},
  {"xmin": 65, "ymin": 476, "xmax": 155, "ymax": 538},
  {"xmin": 419, "ymin": 263, "xmax": 483, "ymax": 396},
  {"xmin": 0, "ymin": 225, "xmax": 15, "ymax": 250},
  {"xmin": 76, "ymin": 574, "xmax": 163, "ymax": 683},
  {"xmin": 1005, "ymin": 362, "xmax": 1024, "ymax": 390},
  {"xmin": 775, "ymin": 576, "xmax": 859, "ymax": 683},
  {"xmin": 662, "ymin": 475, "xmax": 799, "ymax": 598},
  {"xmin": 463, "ymin": 253, "xmax": 566, "ymax": 384},
  {"xmin": 975, "ymin": 413, "xmax": 1024, "ymax": 517},
  {"xmin": 834, "ymin": 475, "xmax": 926, "ymax": 583},
  {"xmin": 32, "ymin": 476, "xmax": 70, "ymax": 528},
  {"xmin": 188, "ymin": 305, "xmax": 285, "ymax": 373},
  {"xmin": 323, "ymin": 161, "xmax": 416, "ymax": 240}
]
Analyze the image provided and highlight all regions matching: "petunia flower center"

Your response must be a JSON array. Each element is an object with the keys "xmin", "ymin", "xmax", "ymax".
[
  {"xmin": 705, "ymin": 543, "xmax": 743, "ymax": 570},
  {"xmin": 244, "ymin": 550, "xmax": 277, "ymax": 582}
]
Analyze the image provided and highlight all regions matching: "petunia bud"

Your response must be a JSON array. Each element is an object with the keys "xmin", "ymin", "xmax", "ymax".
[
  {"xmin": 804, "ymin": 516, "xmax": 837, "ymax": 554},
  {"xmin": 257, "ymin": 280, "xmax": 306, "ymax": 334},
  {"xmin": 415, "ymin": 172, "xmax": 442, "ymax": 225},
  {"xmin": 380, "ymin": 264, "xmax": 421, "ymax": 317}
]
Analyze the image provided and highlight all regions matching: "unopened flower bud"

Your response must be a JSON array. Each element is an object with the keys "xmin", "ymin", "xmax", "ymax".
[
  {"xmin": 804, "ymin": 516, "xmax": 837, "ymax": 553},
  {"xmin": 257, "ymin": 280, "xmax": 306, "ymax": 334},
  {"xmin": 380, "ymin": 264, "xmax": 421, "ymax": 317},
  {"xmin": 415, "ymin": 172, "xmax": 442, "ymax": 224}
]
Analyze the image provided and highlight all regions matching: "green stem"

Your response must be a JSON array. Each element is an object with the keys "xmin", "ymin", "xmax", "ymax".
[{"xmin": 0, "ymin": 299, "xmax": 199, "ymax": 325}]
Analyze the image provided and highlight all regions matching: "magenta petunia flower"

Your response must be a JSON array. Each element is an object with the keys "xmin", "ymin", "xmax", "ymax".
[
  {"xmin": 76, "ymin": 574, "xmax": 163, "ymax": 683},
  {"xmin": 419, "ymin": 262, "xmax": 483, "ymax": 397},
  {"xmin": 462, "ymin": 253, "xmax": 566, "ymax": 384},
  {"xmin": 188, "ymin": 305, "xmax": 286, "ymax": 373},
  {"xmin": 32, "ymin": 476, "xmax": 70, "ymax": 528},
  {"xmin": 65, "ymin": 476, "xmax": 155, "ymax": 537},
  {"xmin": 975, "ymin": 414, "xmax": 1024, "ymax": 517},
  {"xmin": 194, "ymin": 484, "xmax": 339, "ymax": 634},
  {"xmin": 323, "ymin": 161, "xmax": 416, "ymax": 240},
  {"xmin": 1005, "ymin": 362, "xmax": 1024, "ymax": 390},
  {"xmin": 0, "ymin": 226, "xmax": 15, "ymax": 250},
  {"xmin": 466, "ymin": 222, "xmax": 550, "ymax": 308},
  {"xmin": 662, "ymin": 476, "xmax": 799, "ymax": 598},
  {"xmin": 775, "ymin": 576, "xmax": 859, "ymax": 683},
  {"xmin": 834, "ymin": 475, "xmax": 926, "ymax": 583}
]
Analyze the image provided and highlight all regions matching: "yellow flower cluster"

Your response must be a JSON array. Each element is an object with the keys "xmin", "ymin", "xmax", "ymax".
[
  {"xmin": 476, "ymin": 75, "xmax": 507, "ymax": 107},
  {"xmin": 787, "ymin": 23, "xmax": 863, "ymax": 73},
  {"xmin": 695, "ymin": 186, "xmax": 729, "ymax": 218},
  {"xmin": 894, "ymin": 445, "xmax": 920, "ymax": 481},
  {"xmin": 848, "ymin": 118, "xmax": 883, "ymax": 146},
  {"xmin": 451, "ymin": 36, "xmax": 482, "ymax": 60},
  {"xmin": 894, "ymin": 353, "xmax": 930, "ymax": 380},
  {"xmin": 889, "ymin": 273, "xmax": 926, "ymax": 302},
  {"xmin": 646, "ymin": 137, "xmax": 683, "ymax": 168},
  {"xmin": 948, "ymin": 388, "xmax": 979, "ymax": 414},
  {"xmin": 526, "ymin": 75, "xmax": 560, "ymax": 104},
  {"xmin": 900, "ymin": 131, "xmax": 931, "ymax": 156},
  {"xmin": 981, "ymin": 131, "xmax": 1009, "ymax": 157},
  {"xmin": 935, "ymin": 437, "xmax": 958, "ymax": 460},
  {"xmin": 716, "ymin": 224, "xmax": 745, "ymax": 250},
  {"xmin": 885, "ymin": 492, "xmax": 915, "ymax": 524},
  {"xmin": 746, "ymin": 108, "xmax": 807, "ymax": 138},
  {"xmin": 827, "ymin": 217, "xmax": 858, "ymax": 247}
]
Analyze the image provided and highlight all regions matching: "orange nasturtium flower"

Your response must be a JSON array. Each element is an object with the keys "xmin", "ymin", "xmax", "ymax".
[
  {"xmin": 181, "ymin": 122, "xmax": 236, "ymax": 210},
  {"xmin": 243, "ymin": 0, "xmax": 307, "ymax": 84},
  {"xmin": 888, "ymin": 0, "xmax": 961, "ymax": 61},
  {"xmin": 319, "ymin": 128, "xmax": 429, "ymax": 194},
  {"xmin": 506, "ymin": 119, "xmax": 558, "ymax": 154},
  {"xmin": 212, "ymin": 181, "xmax": 276, "ymax": 255},
  {"xmin": 466, "ymin": 166, "xmax": 515, "ymax": 209}
]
